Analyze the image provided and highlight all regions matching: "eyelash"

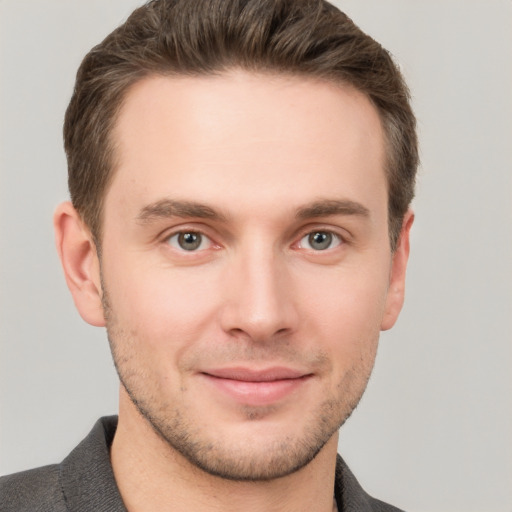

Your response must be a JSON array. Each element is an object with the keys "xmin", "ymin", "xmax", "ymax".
[
  {"xmin": 165, "ymin": 230, "xmax": 215, "ymax": 252},
  {"xmin": 297, "ymin": 230, "xmax": 343, "ymax": 251},
  {"xmin": 163, "ymin": 226, "xmax": 346, "ymax": 254}
]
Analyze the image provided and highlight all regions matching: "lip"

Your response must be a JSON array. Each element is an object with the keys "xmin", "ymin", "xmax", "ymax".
[{"xmin": 199, "ymin": 367, "xmax": 313, "ymax": 406}]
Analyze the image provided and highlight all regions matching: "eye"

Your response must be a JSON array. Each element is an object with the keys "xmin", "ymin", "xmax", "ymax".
[
  {"xmin": 167, "ymin": 231, "xmax": 212, "ymax": 251},
  {"xmin": 299, "ymin": 231, "xmax": 342, "ymax": 251}
]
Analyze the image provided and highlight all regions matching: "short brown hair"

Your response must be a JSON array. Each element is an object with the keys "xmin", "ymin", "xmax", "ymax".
[{"xmin": 64, "ymin": 0, "xmax": 418, "ymax": 249}]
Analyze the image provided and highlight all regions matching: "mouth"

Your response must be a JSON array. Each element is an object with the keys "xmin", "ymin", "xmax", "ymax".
[{"xmin": 199, "ymin": 367, "xmax": 313, "ymax": 406}]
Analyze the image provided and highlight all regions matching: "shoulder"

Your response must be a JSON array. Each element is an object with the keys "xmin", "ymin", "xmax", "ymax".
[
  {"xmin": 0, "ymin": 464, "xmax": 67, "ymax": 512},
  {"xmin": 335, "ymin": 455, "xmax": 405, "ymax": 512},
  {"xmin": 0, "ymin": 417, "xmax": 123, "ymax": 512}
]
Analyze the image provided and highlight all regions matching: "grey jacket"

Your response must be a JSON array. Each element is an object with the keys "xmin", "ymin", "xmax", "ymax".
[{"xmin": 0, "ymin": 417, "xmax": 404, "ymax": 512}]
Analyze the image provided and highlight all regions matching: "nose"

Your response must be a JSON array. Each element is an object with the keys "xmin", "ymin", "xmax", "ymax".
[{"xmin": 219, "ymin": 243, "xmax": 299, "ymax": 343}]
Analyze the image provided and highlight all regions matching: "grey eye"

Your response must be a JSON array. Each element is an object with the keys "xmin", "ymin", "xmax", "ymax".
[
  {"xmin": 168, "ymin": 232, "xmax": 210, "ymax": 251},
  {"xmin": 300, "ymin": 231, "xmax": 341, "ymax": 251}
]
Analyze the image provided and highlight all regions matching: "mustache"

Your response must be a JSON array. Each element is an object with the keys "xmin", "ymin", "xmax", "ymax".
[{"xmin": 179, "ymin": 343, "xmax": 331, "ymax": 373}]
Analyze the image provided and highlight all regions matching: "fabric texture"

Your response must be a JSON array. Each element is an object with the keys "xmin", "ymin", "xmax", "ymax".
[{"xmin": 0, "ymin": 416, "xmax": 404, "ymax": 512}]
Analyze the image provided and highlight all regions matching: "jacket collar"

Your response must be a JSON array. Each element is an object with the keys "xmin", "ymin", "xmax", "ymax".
[{"xmin": 60, "ymin": 416, "xmax": 126, "ymax": 512}]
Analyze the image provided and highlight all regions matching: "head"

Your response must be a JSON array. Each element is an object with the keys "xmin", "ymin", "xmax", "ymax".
[
  {"xmin": 64, "ymin": 0, "xmax": 417, "ymax": 251},
  {"xmin": 56, "ymin": 0, "xmax": 418, "ymax": 482}
]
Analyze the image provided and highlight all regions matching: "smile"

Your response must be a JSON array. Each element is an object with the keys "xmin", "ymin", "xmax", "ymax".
[{"xmin": 199, "ymin": 367, "xmax": 313, "ymax": 407}]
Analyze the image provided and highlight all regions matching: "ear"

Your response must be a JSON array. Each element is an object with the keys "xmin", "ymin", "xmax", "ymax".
[
  {"xmin": 54, "ymin": 201, "xmax": 106, "ymax": 327},
  {"xmin": 381, "ymin": 210, "xmax": 414, "ymax": 331}
]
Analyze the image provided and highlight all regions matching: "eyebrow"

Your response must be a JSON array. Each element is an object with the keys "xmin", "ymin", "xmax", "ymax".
[
  {"xmin": 295, "ymin": 199, "xmax": 370, "ymax": 220},
  {"xmin": 137, "ymin": 199, "xmax": 227, "ymax": 223},
  {"xmin": 136, "ymin": 198, "xmax": 370, "ymax": 224}
]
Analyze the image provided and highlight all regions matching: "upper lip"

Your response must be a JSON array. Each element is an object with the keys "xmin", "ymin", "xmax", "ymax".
[{"xmin": 201, "ymin": 367, "xmax": 311, "ymax": 382}]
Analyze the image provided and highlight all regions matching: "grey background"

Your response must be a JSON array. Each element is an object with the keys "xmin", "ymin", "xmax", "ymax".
[{"xmin": 1, "ymin": 1, "xmax": 511, "ymax": 511}]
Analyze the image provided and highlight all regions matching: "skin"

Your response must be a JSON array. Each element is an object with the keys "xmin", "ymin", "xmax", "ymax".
[{"xmin": 54, "ymin": 70, "xmax": 413, "ymax": 512}]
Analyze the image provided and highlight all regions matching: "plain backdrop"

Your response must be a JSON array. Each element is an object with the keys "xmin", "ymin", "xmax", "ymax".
[{"xmin": 1, "ymin": 1, "xmax": 511, "ymax": 511}]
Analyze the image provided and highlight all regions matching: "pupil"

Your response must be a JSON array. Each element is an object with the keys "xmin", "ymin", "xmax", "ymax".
[
  {"xmin": 179, "ymin": 232, "xmax": 201, "ymax": 250},
  {"xmin": 309, "ymin": 231, "xmax": 331, "ymax": 250}
]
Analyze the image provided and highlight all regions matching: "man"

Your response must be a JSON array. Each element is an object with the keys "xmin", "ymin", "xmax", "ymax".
[{"xmin": 0, "ymin": 0, "xmax": 418, "ymax": 510}]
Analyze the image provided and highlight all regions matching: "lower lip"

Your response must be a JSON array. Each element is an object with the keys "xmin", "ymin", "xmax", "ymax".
[{"xmin": 201, "ymin": 374, "xmax": 311, "ymax": 406}]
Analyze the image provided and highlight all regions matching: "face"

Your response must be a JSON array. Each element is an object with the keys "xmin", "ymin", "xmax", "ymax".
[{"xmin": 90, "ymin": 71, "xmax": 409, "ymax": 480}]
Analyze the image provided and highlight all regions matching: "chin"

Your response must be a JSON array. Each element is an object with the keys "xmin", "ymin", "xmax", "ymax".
[{"xmin": 128, "ymin": 386, "xmax": 352, "ymax": 482}]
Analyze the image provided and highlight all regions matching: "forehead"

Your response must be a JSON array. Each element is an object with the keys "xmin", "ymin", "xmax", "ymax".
[{"xmin": 106, "ymin": 71, "xmax": 387, "ymax": 219}]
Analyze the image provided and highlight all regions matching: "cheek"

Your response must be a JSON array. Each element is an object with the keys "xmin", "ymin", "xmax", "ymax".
[
  {"xmin": 297, "ymin": 262, "xmax": 389, "ymax": 355},
  {"xmin": 103, "ymin": 256, "xmax": 222, "ymax": 352}
]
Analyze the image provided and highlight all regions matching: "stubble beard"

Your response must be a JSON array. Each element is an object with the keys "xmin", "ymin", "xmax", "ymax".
[{"xmin": 102, "ymin": 289, "xmax": 377, "ymax": 482}]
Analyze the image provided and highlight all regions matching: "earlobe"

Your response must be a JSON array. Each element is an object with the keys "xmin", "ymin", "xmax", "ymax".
[
  {"xmin": 381, "ymin": 210, "xmax": 414, "ymax": 331},
  {"xmin": 54, "ymin": 201, "xmax": 106, "ymax": 327}
]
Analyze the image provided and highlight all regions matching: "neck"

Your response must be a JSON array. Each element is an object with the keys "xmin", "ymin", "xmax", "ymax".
[{"xmin": 111, "ymin": 389, "xmax": 339, "ymax": 512}]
